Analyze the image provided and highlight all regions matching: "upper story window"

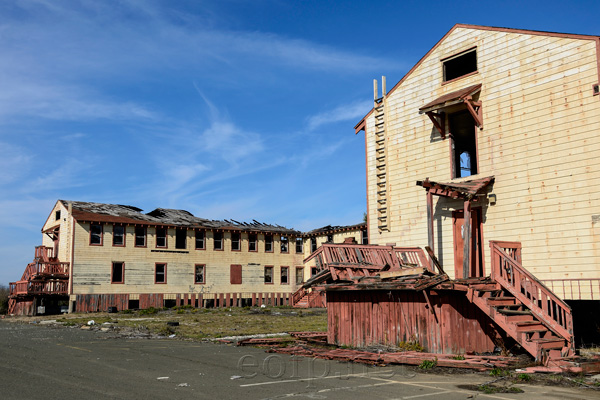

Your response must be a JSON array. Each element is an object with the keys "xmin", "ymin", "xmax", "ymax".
[
  {"xmin": 265, "ymin": 234, "xmax": 273, "ymax": 252},
  {"xmin": 327, "ymin": 233, "xmax": 333, "ymax": 243},
  {"xmin": 311, "ymin": 237, "xmax": 317, "ymax": 253},
  {"xmin": 214, "ymin": 232, "xmax": 223, "ymax": 250},
  {"xmin": 280, "ymin": 236, "xmax": 289, "ymax": 253},
  {"xmin": 175, "ymin": 228, "xmax": 187, "ymax": 249},
  {"xmin": 248, "ymin": 233, "xmax": 257, "ymax": 252},
  {"xmin": 55, "ymin": 210, "xmax": 61, "ymax": 221},
  {"xmin": 156, "ymin": 227, "xmax": 167, "ymax": 248},
  {"xmin": 361, "ymin": 228, "xmax": 369, "ymax": 245},
  {"xmin": 442, "ymin": 48, "xmax": 477, "ymax": 82},
  {"xmin": 295, "ymin": 238, "xmax": 303, "ymax": 253},
  {"xmin": 113, "ymin": 225, "xmax": 125, "ymax": 247},
  {"xmin": 135, "ymin": 226, "xmax": 146, "ymax": 247},
  {"xmin": 449, "ymin": 110, "xmax": 478, "ymax": 178},
  {"xmin": 231, "ymin": 232, "xmax": 241, "ymax": 251},
  {"xmin": 90, "ymin": 223, "xmax": 103, "ymax": 245},
  {"xmin": 195, "ymin": 229, "xmax": 205, "ymax": 250}
]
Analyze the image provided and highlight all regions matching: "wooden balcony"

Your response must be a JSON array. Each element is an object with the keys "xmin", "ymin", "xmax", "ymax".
[{"xmin": 9, "ymin": 280, "xmax": 68, "ymax": 297}]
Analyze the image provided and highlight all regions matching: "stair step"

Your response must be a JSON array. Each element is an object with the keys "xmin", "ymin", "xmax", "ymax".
[
  {"xmin": 505, "ymin": 314, "xmax": 534, "ymax": 323},
  {"xmin": 530, "ymin": 338, "xmax": 565, "ymax": 350},
  {"xmin": 496, "ymin": 308, "xmax": 532, "ymax": 315},
  {"xmin": 487, "ymin": 297, "xmax": 516, "ymax": 306},
  {"xmin": 516, "ymin": 322, "xmax": 546, "ymax": 332},
  {"xmin": 470, "ymin": 284, "xmax": 500, "ymax": 291}
]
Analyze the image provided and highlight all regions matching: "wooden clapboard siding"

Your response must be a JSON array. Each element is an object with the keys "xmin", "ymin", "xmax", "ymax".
[{"xmin": 364, "ymin": 26, "xmax": 600, "ymax": 299}]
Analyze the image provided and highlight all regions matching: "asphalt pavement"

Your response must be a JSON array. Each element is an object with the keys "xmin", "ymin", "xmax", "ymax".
[{"xmin": 0, "ymin": 320, "xmax": 597, "ymax": 399}]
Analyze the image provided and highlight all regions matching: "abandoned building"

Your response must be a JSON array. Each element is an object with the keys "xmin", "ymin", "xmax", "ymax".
[
  {"xmin": 8, "ymin": 200, "xmax": 365, "ymax": 315},
  {"xmin": 300, "ymin": 24, "xmax": 600, "ymax": 363}
]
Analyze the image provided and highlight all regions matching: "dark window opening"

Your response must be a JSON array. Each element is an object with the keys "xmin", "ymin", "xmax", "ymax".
[
  {"xmin": 175, "ymin": 228, "xmax": 187, "ymax": 249},
  {"xmin": 135, "ymin": 226, "xmax": 146, "ymax": 247},
  {"xmin": 311, "ymin": 267, "xmax": 318, "ymax": 276},
  {"xmin": 155, "ymin": 263, "xmax": 166, "ymax": 283},
  {"xmin": 449, "ymin": 111, "xmax": 478, "ymax": 178},
  {"xmin": 156, "ymin": 227, "xmax": 167, "ymax": 248},
  {"xmin": 265, "ymin": 234, "xmax": 273, "ymax": 252},
  {"xmin": 195, "ymin": 264, "xmax": 205, "ymax": 284},
  {"xmin": 111, "ymin": 262, "xmax": 124, "ymax": 283},
  {"xmin": 281, "ymin": 266, "xmax": 289, "ymax": 284},
  {"xmin": 231, "ymin": 232, "xmax": 241, "ymax": 251},
  {"xmin": 311, "ymin": 237, "xmax": 317, "ymax": 253},
  {"xmin": 214, "ymin": 232, "xmax": 223, "ymax": 250},
  {"xmin": 327, "ymin": 233, "xmax": 333, "ymax": 243},
  {"xmin": 230, "ymin": 264, "xmax": 242, "ymax": 284},
  {"xmin": 443, "ymin": 49, "xmax": 477, "ymax": 82},
  {"xmin": 55, "ymin": 210, "xmax": 61, "ymax": 221},
  {"xmin": 295, "ymin": 267, "xmax": 304, "ymax": 284},
  {"xmin": 195, "ymin": 229, "xmax": 205, "ymax": 249},
  {"xmin": 248, "ymin": 233, "xmax": 257, "ymax": 251},
  {"xmin": 280, "ymin": 236, "xmax": 289, "ymax": 253},
  {"xmin": 264, "ymin": 266, "xmax": 273, "ymax": 284},
  {"xmin": 361, "ymin": 228, "xmax": 369, "ymax": 245},
  {"xmin": 90, "ymin": 224, "xmax": 103, "ymax": 245},
  {"xmin": 295, "ymin": 238, "xmax": 303, "ymax": 253},
  {"xmin": 113, "ymin": 225, "xmax": 125, "ymax": 246}
]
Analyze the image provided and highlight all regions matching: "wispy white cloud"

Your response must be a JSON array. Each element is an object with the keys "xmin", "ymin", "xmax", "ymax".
[{"xmin": 306, "ymin": 100, "xmax": 372, "ymax": 131}]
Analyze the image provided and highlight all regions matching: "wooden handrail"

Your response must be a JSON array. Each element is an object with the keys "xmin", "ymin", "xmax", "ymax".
[
  {"xmin": 489, "ymin": 241, "xmax": 574, "ymax": 349},
  {"xmin": 291, "ymin": 287, "xmax": 306, "ymax": 305},
  {"xmin": 35, "ymin": 246, "xmax": 53, "ymax": 261}
]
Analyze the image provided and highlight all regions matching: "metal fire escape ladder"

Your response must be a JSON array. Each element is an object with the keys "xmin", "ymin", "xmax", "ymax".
[{"xmin": 374, "ymin": 77, "xmax": 389, "ymax": 232}]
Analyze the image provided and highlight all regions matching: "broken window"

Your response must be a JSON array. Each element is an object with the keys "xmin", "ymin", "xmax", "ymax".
[
  {"xmin": 231, "ymin": 232, "xmax": 241, "ymax": 251},
  {"xmin": 265, "ymin": 234, "xmax": 273, "ymax": 252},
  {"xmin": 135, "ymin": 226, "xmax": 146, "ymax": 247},
  {"xmin": 327, "ymin": 233, "xmax": 333, "ymax": 243},
  {"xmin": 113, "ymin": 225, "xmax": 125, "ymax": 246},
  {"xmin": 295, "ymin": 238, "xmax": 303, "ymax": 253},
  {"xmin": 280, "ymin": 236, "xmax": 289, "ymax": 253},
  {"xmin": 194, "ymin": 264, "xmax": 205, "ymax": 284},
  {"xmin": 449, "ymin": 110, "xmax": 478, "ymax": 178},
  {"xmin": 280, "ymin": 266, "xmax": 289, "ymax": 284},
  {"xmin": 214, "ymin": 232, "xmax": 223, "ymax": 250},
  {"xmin": 361, "ymin": 228, "xmax": 368, "ymax": 245},
  {"xmin": 295, "ymin": 267, "xmax": 304, "ymax": 284},
  {"xmin": 264, "ymin": 266, "xmax": 273, "ymax": 284},
  {"xmin": 90, "ymin": 223, "xmax": 103, "ymax": 245},
  {"xmin": 248, "ymin": 233, "xmax": 257, "ymax": 252},
  {"xmin": 155, "ymin": 263, "xmax": 167, "ymax": 283},
  {"xmin": 111, "ymin": 262, "xmax": 124, "ymax": 283},
  {"xmin": 311, "ymin": 267, "xmax": 318, "ymax": 276},
  {"xmin": 443, "ymin": 48, "xmax": 477, "ymax": 82},
  {"xmin": 155, "ymin": 227, "xmax": 167, "ymax": 248},
  {"xmin": 175, "ymin": 228, "xmax": 187, "ymax": 249},
  {"xmin": 230, "ymin": 264, "xmax": 242, "ymax": 284},
  {"xmin": 311, "ymin": 237, "xmax": 317, "ymax": 253},
  {"xmin": 195, "ymin": 229, "xmax": 205, "ymax": 250}
]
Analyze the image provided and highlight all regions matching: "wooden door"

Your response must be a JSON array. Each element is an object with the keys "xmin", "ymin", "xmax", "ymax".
[{"xmin": 452, "ymin": 209, "xmax": 484, "ymax": 278}]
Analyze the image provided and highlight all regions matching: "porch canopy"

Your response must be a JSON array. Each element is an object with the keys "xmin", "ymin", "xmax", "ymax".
[
  {"xmin": 418, "ymin": 83, "xmax": 483, "ymax": 138},
  {"xmin": 416, "ymin": 176, "xmax": 494, "ymax": 278}
]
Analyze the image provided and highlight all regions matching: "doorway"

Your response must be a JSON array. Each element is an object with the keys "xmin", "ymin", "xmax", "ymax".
[{"xmin": 452, "ymin": 208, "xmax": 484, "ymax": 278}]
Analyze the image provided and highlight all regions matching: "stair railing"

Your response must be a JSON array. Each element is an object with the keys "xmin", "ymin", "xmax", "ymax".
[
  {"xmin": 291, "ymin": 287, "xmax": 306, "ymax": 306},
  {"xmin": 489, "ymin": 241, "xmax": 574, "ymax": 350}
]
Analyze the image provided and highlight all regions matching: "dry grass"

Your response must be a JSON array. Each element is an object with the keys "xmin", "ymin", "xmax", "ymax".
[{"xmin": 8, "ymin": 306, "xmax": 327, "ymax": 340}]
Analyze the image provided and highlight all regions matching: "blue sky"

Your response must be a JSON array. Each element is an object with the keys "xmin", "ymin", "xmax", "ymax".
[{"xmin": 1, "ymin": 0, "xmax": 598, "ymax": 285}]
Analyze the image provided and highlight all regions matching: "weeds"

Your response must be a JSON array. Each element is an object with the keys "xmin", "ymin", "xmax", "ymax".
[
  {"xmin": 451, "ymin": 354, "xmax": 465, "ymax": 360},
  {"xmin": 418, "ymin": 357, "xmax": 437, "ymax": 369},
  {"xmin": 489, "ymin": 367, "xmax": 510, "ymax": 377}
]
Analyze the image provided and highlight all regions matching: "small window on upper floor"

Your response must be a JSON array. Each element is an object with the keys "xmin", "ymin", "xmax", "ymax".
[
  {"xmin": 443, "ymin": 48, "xmax": 477, "ymax": 82},
  {"xmin": 135, "ymin": 226, "xmax": 146, "ymax": 247},
  {"xmin": 156, "ymin": 227, "xmax": 167, "ymax": 248},
  {"xmin": 295, "ymin": 238, "xmax": 303, "ymax": 254},
  {"xmin": 248, "ymin": 233, "xmax": 257, "ymax": 252},
  {"xmin": 214, "ymin": 232, "xmax": 223, "ymax": 250},
  {"xmin": 280, "ymin": 236, "xmax": 289, "ymax": 253},
  {"xmin": 175, "ymin": 228, "xmax": 187, "ymax": 249},
  {"xmin": 55, "ymin": 210, "xmax": 61, "ymax": 221},
  {"xmin": 265, "ymin": 234, "xmax": 273, "ymax": 253},
  {"xmin": 231, "ymin": 232, "xmax": 241, "ymax": 251}
]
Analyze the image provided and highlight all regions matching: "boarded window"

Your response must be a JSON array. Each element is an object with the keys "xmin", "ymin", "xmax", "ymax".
[
  {"xmin": 248, "ymin": 233, "xmax": 257, "ymax": 251},
  {"xmin": 155, "ymin": 263, "xmax": 167, "ymax": 283},
  {"xmin": 265, "ymin": 234, "xmax": 273, "ymax": 252},
  {"xmin": 295, "ymin": 238, "xmax": 303, "ymax": 253},
  {"xmin": 295, "ymin": 267, "xmax": 304, "ymax": 284},
  {"xmin": 214, "ymin": 232, "xmax": 223, "ymax": 250},
  {"xmin": 135, "ymin": 226, "xmax": 146, "ymax": 247},
  {"xmin": 195, "ymin": 264, "xmax": 205, "ymax": 284},
  {"xmin": 113, "ymin": 225, "xmax": 125, "ymax": 246},
  {"xmin": 175, "ymin": 228, "xmax": 187, "ymax": 249},
  {"xmin": 264, "ymin": 266, "xmax": 273, "ymax": 284},
  {"xmin": 156, "ymin": 227, "xmax": 167, "ymax": 248},
  {"xmin": 280, "ymin": 236, "xmax": 289, "ymax": 253},
  {"xmin": 195, "ymin": 229, "xmax": 205, "ymax": 249},
  {"xmin": 280, "ymin": 266, "xmax": 289, "ymax": 284},
  {"xmin": 230, "ymin": 264, "xmax": 242, "ymax": 284},
  {"xmin": 231, "ymin": 232, "xmax": 241, "ymax": 251},
  {"xmin": 111, "ymin": 262, "xmax": 124, "ymax": 283},
  {"xmin": 443, "ymin": 48, "xmax": 477, "ymax": 82},
  {"xmin": 90, "ymin": 224, "xmax": 103, "ymax": 245},
  {"xmin": 450, "ymin": 110, "xmax": 478, "ymax": 178}
]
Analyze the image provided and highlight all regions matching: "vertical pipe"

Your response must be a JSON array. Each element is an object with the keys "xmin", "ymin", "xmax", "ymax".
[{"xmin": 463, "ymin": 201, "xmax": 471, "ymax": 279}]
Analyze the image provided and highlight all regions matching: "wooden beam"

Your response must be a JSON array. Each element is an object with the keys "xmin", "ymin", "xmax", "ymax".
[
  {"xmin": 379, "ymin": 267, "xmax": 426, "ymax": 279},
  {"xmin": 426, "ymin": 190, "xmax": 434, "ymax": 256},
  {"xmin": 463, "ymin": 201, "xmax": 471, "ymax": 279},
  {"xmin": 425, "ymin": 246, "xmax": 445, "ymax": 275},
  {"xmin": 425, "ymin": 111, "xmax": 446, "ymax": 138}
]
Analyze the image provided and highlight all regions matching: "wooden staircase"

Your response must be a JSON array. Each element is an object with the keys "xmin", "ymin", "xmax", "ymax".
[
  {"xmin": 291, "ymin": 287, "xmax": 325, "ymax": 308},
  {"xmin": 467, "ymin": 241, "xmax": 575, "ymax": 363}
]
